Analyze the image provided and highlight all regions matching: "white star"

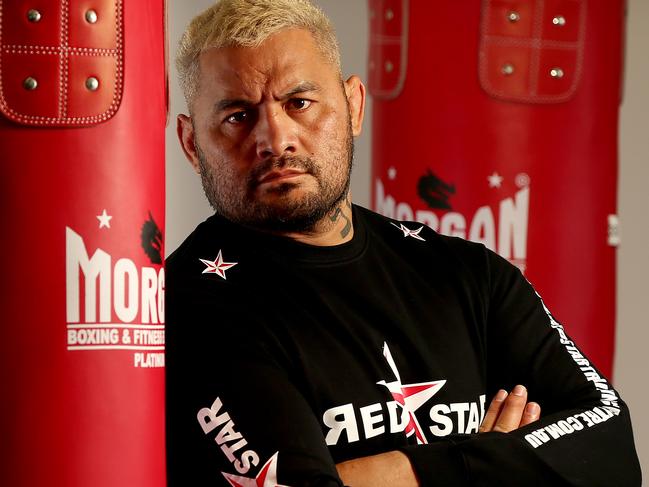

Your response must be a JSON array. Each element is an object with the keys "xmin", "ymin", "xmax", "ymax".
[
  {"xmin": 390, "ymin": 222, "xmax": 426, "ymax": 241},
  {"xmin": 97, "ymin": 209, "xmax": 112, "ymax": 229},
  {"xmin": 377, "ymin": 342, "xmax": 446, "ymax": 444},
  {"xmin": 199, "ymin": 250, "xmax": 238, "ymax": 279},
  {"xmin": 388, "ymin": 166, "xmax": 397, "ymax": 180},
  {"xmin": 222, "ymin": 452, "xmax": 289, "ymax": 487},
  {"xmin": 487, "ymin": 172, "xmax": 504, "ymax": 188}
]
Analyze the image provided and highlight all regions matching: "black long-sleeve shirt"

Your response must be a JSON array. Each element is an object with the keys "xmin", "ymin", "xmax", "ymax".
[{"xmin": 166, "ymin": 205, "xmax": 641, "ymax": 486}]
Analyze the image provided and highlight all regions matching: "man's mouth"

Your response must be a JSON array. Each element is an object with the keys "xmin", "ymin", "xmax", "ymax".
[{"xmin": 257, "ymin": 169, "xmax": 308, "ymax": 186}]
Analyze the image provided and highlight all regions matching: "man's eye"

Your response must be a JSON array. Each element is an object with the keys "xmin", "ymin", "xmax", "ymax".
[
  {"xmin": 288, "ymin": 99, "xmax": 311, "ymax": 111},
  {"xmin": 225, "ymin": 111, "xmax": 248, "ymax": 124}
]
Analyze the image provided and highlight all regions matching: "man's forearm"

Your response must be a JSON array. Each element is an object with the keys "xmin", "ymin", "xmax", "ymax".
[{"xmin": 336, "ymin": 450, "xmax": 417, "ymax": 487}]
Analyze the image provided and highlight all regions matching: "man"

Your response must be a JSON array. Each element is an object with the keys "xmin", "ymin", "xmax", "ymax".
[{"xmin": 166, "ymin": 1, "xmax": 641, "ymax": 485}]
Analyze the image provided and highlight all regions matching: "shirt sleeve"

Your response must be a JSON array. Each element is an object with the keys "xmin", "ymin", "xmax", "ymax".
[
  {"xmin": 166, "ymin": 281, "xmax": 345, "ymax": 487},
  {"xmin": 400, "ymin": 249, "xmax": 642, "ymax": 486}
]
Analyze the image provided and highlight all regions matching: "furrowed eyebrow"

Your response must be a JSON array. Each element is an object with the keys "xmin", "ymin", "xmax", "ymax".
[
  {"xmin": 214, "ymin": 98, "xmax": 255, "ymax": 113},
  {"xmin": 279, "ymin": 82, "xmax": 321, "ymax": 100},
  {"xmin": 213, "ymin": 82, "xmax": 321, "ymax": 113}
]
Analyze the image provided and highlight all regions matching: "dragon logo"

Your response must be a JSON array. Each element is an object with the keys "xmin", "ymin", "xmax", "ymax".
[
  {"xmin": 417, "ymin": 169, "xmax": 456, "ymax": 210},
  {"xmin": 141, "ymin": 211, "xmax": 163, "ymax": 264}
]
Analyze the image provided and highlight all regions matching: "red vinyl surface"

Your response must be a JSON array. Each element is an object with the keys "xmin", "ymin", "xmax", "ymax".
[
  {"xmin": 370, "ymin": 0, "xmax": 624, "ymax": 378},
  {"xmin": 0, "ymin": 1, "xmax": 167, "ymax": 485}
]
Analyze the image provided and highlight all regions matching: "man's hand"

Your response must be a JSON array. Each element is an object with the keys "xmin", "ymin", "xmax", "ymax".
[
  {"xmin": 336, "ymin": 386, "xmax": 540, "ymax": 486},
  {"xmin": 479, "ymin": 385, "xmax": 541, "ymax": 433}
]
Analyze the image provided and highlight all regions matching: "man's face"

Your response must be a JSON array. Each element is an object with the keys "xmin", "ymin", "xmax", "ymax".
[{"xmin": 178, "ymin": 29, "xmax": 365, "ymax": 233}]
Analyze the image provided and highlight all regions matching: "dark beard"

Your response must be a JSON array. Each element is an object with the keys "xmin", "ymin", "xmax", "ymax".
[{"xmin": 197, "ymin": 120, "xmax": 354, "ymax": 234}]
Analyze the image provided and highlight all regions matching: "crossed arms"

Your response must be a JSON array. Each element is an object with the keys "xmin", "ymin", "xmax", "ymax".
[{"xmin": 337, "ymin": 385, "xmax": 541, "ymax": 486}]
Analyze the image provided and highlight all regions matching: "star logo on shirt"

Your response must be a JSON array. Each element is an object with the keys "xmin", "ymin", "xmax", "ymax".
[
  {"xmin": 199, "ymin": 250, "xmax": 238, "ymax": 279},
  {"xmin": 222, "ymin": 452, "xmax": 289, "ymax": 487},
  {"xmin": 377, "ymin": 342, "xmax": 446, "ymax": 444},
  {"xmin": 390, "ymin": 222, "xmax": 426, "ymax": 241}
]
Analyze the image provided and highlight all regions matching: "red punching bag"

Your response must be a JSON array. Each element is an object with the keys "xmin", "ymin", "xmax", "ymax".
[
  {"xmin": 369, "ymin": 0, "xmax": 624, "ymax": 378},
  {"xmin": 0, "ymin": 1, "xmax": 166, "ymax": 486}
]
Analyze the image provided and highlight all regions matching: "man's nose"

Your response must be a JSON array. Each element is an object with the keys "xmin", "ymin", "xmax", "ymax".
[{"xmin": 254, "ymin": 106, "xmax": 297, "ymax": 160}]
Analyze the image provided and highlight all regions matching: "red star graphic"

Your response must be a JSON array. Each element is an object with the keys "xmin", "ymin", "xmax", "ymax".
[
  {"xmin": 222, "ymin": 452, "xmax": 289, "ymax": 487},
  {"xmin": 199, "ymin": 250, "xmax": 238, "ymax": 279},
  {"xmin": 377, "ymin": 342, "xmax": 446, "ymax": 444}
]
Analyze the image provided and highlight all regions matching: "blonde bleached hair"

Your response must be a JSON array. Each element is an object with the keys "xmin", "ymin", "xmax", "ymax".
[{"xmin": 176, "ymin": 0, "xmax": 342, "ymax": 108}]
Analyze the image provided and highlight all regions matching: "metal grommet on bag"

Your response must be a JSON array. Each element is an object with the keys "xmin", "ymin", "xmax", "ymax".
[
  {"xmin": 86, "ymin": 77, "xmax": 100, "ymax": 91},
  {"xmin": 23, "ymin": 77, "xmax": 38, "ymax": 90},
  {"xmin": 27, "ymin": 9, "xmax": 42, "ymax": 22},
  {"xmin": 507, "ymin": 11, "xmax": 521, "ymax": 23},
  {"xmin": 85, "ymin": 9, "xmax": 98, "ymax": 24},
  {"xmin": 501, "ymin": 63, "xmax": 515, "ymax": 76},
  {"xmin": 550, "ymin": 67, "xmax": 565, "ymax": 79},
  {"xmin": 553, "ymin": 15, "xmax": 566, "ymax": 26}
]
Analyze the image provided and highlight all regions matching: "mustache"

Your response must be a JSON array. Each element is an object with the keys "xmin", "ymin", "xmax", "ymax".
[{"xmin": 248, "ymin": 155, "xmax": 319, "ymax": 188}]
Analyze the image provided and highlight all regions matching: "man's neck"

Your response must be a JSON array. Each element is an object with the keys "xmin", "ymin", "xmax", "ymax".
[{"xmin": 283, "ymin": 194, "xmax": 354, "ymax": 247}]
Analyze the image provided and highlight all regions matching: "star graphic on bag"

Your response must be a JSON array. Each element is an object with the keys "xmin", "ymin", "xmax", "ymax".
[
  {"xmin": 377, "ymin": 342, "xmax": 446, "ymax": 444},
  {"xmin": 199, "ymin": 250, "xmax": 238, "ymax": 279},
  {"xmin": 390, "ymin": 222, "xmax": 426, "ymax": 241},
  {"xmin": 222, "ymin": 452, "xmax": 289, "ymax": 487},
  {"xmin": 487, "ymin": 172, "xmax": 504, "ymax": 188},
  {"xmin": 97, "ymin": 209, "xmax": 113, "ymax": 229}
]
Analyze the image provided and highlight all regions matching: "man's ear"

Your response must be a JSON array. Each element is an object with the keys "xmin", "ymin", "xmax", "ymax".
[
  {"xmin": 177, "ymin": 114, "xmax": 201, "ymax": 174},
  {"xmin": 344, "ymin": 75, "xmax": 366, "ymax": 137}
]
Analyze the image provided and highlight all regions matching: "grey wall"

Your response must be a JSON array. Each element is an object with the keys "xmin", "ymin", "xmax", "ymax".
[
  {"xmin": 166, "ymin": 0, "xmax": 214, "ymax": 252},
  {"xmin": 615, "ymin": 0, "xmax": 649, "ymax": 477},
  {"xmin": 166, "ymin": 0, "xmax": 648, "ymax": 476}
]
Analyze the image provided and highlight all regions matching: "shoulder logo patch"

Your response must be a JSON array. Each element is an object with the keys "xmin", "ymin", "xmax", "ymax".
[
  {"xmin": 390, "ymin": 222, "xmax": 426, "ymax": 241},
  {"xmin": 199, "ymin": 250, "xmax": 238, "ymax": 279}
]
